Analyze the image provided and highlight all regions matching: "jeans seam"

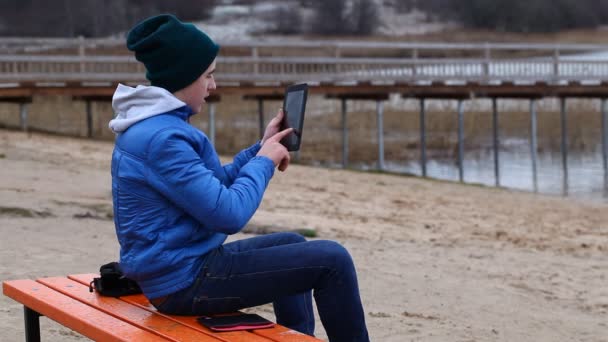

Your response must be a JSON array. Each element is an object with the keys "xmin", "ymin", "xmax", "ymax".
[
  {"xmin": 193, "ymin": 296, "xmax": 241, "ymax": 302},
  {"xmin": 230, "ymin": 266, "xmax": 331, "ymax": 278}
]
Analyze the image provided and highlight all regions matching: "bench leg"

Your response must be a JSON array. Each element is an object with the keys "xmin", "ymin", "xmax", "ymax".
[{"xmin": 24, "ymin": 306, "xmax": 41, "ymax": 342}]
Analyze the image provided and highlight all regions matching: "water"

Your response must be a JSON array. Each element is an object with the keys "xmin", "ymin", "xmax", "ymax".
[{"xmin": 355, "ymin": 139, "xmax": 606, "ymax": 202}]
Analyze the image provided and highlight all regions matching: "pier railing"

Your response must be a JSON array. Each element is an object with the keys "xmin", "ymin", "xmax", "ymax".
[
  {"xmin": 2, "ymin": 38, "xmax": 608, "ymax": 199},
  {"xmin": 1, "ymin": 39, "xmax": 608, "ymax": 84}
]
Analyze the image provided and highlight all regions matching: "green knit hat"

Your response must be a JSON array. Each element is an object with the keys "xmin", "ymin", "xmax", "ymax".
[{"xmin": 126, "ymin": 14, "xmax": 219, "ymax": 93}]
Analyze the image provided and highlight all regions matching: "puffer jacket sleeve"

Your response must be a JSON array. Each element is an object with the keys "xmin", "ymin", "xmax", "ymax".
[
  {"xmin": 146, "ymin": 128, "xmax": 275, "ymax": 234},
  {"xmin": 221, "ymin": 141, "xmax": 262, "ymax": 186}
]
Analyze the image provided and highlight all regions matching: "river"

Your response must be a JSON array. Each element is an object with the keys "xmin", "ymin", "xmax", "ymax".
[{"xmin": 350, "ymin": 138, "xmax": 606, "ymax": 202}]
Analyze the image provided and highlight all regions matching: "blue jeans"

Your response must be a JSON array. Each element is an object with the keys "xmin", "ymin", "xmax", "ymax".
[{"xmin": 153, "ymin": 232, "xmax": 369, "ymax": 342}]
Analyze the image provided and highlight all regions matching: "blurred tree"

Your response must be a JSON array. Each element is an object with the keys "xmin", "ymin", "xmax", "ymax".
[
  {"xmin": 155, "ymin": 0, "xmax": 218, "ymax": 21},
  {"xmin": 446, "ymin": 0, "xmax": 608, "ymax": 32},
  {"xmin": 309, "ymin": 0, "xmax": 381, "ymax": 35},
  {"xmin": 2, "ymin": 0, "xmax": 608, "ymax": 37},
  {"xmin": 0, "ymin": 0, "xmax": 219, "ymax": 37},
  {"xmin": 298, "ymin": 0, "xmax": 316, "ymax": 9},
  {"xmin": 271, "ymin": 4, "xmax": 304, "ymax": 35},
  {"xmin": 391, "ymin": 0, "xmax": 417, "ymax": 14},
  {"xmin": 310, "ymin": 0, "xmax": 351, "ymax": 35},
  {"xmin": 351, "ymin": 0, "xmax": 380, "ymax": 35}
]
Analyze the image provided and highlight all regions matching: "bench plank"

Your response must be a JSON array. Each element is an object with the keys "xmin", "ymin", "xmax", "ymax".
[
  {"xmin": 37, "ymin": 277, "xmax": 228, "ymax": 342},
  {"xmin": 69, "ymin": 274, "xmax": 323, "ymax": 342},
  {"xmin": 2, "ymin": 279, "xmax": 167, "ymax": 342}
]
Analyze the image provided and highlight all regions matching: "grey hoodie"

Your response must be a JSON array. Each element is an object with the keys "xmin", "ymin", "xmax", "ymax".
[{"xmin": 109, "ymin": 84, "xmax": 187, "ymax": 133}]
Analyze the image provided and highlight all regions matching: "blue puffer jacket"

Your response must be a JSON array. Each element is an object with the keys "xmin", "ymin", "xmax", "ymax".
[{"xmin": 109, "ymin": 84, "xmax": 275, "ymax": 299}]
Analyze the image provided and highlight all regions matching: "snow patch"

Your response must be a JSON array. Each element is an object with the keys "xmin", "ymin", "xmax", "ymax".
[
  {"xmin": 377, "ymin": 8, "xmax": 456, "ymax": 35},
  {"xmin": 198, "ymin": 1, "xmax": 454, "ymax": 40}
]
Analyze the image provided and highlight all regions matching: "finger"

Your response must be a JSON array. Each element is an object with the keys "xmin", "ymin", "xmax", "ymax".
[
  {"xmin": 278, "ymin": 152, "xmax": 291, "ymax": 172},
  {"xmin": 277, "ymin": 149, "xmax": 289, "ymax": 171},
  {"xmin": 268, "ymin": 127, "xmax": 294, "ymax": 142},
  {"xmin": 269, "ymin": 108, "xmax": 284, "ymax": 125}
]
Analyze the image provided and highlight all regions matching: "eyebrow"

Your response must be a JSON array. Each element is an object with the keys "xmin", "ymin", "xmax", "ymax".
[{"xmin": 207, "ymin": 68, "xmax": 216, "ymax": 75}]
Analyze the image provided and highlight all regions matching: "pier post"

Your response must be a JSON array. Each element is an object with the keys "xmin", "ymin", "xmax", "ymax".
[
  {"xmin": 377, "ymin": 100, "xmax": 385, "ymax": 171},
  {"xmin": 492, "ymin": 98, "xmax": 500, "ymax": 187},
  {"xmin": 457, "ymin": 99, "xmax": 465, "ymax": 182},
  {"xmin": 342, "ymin": 98, "xmax": 348, "ymax": 168},
  {"xmin": 19, "ymin": 102, "xmax": 29, "ymax": 132},
  {"xmin": 560, "ymin": 97, "xmax": 568, "ymax": 196},
  {"xmin": 419, "ymin": 98, "xmax": 427, "ymax": 177},
  {"xmin": 602, "ymin": 99, "xmax": 608, "ymax": 196},
  {"xmin": 86, "ymin": 100, "xmax": 93, "ymax": 138},
  {"xmin": 530, "ymin": 99, "xmax": 539, "ymax": 193}
]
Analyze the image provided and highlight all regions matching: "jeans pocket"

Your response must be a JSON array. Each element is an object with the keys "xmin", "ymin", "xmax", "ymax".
[{"xmin": 192, "ymin": 296, "xmax": 243, "ymax": 315}]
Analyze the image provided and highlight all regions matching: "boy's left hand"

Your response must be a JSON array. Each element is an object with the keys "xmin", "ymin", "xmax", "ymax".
[{"xmin": 261, "ymin": 108, "xmax": 284, "ymax": 146}]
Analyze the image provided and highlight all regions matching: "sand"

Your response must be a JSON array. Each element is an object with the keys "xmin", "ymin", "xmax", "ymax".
[{"xmin": 0, "ymin": 128, "xmax": 606, "ymax": 342}]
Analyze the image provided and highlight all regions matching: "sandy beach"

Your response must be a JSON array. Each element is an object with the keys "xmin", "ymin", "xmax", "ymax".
[{"xmin": 0, "ymin": 128, "xmax": 606, "ymax": 341}]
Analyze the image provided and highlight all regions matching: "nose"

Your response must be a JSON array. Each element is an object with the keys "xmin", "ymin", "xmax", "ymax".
[{"xmin": 208, "ymin": 78, "xmax": 216, "ymax": 91}]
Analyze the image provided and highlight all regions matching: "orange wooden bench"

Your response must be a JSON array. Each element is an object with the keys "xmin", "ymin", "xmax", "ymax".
[{"xmin": 3, "ymin": 274, "xmax": 322, "ymax": 342}]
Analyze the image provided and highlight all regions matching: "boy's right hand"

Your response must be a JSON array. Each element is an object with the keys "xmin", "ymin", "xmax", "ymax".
[{"xmin": 257, "ymin": 128, "xmax": 293, "ymax": 172}]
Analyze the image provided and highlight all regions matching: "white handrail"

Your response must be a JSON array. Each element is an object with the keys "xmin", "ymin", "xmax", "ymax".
[{"xmin": 1, "ymin": 39, "xmax": 608, "ymax": 84}]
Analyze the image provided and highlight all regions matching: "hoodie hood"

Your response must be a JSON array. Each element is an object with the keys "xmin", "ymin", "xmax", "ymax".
[{"xmin": 109, "ymin": 84, "xmax": 188, "ymax": 133}]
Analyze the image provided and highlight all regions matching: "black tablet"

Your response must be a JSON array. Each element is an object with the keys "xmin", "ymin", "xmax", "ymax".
[
  {"xmin": 197, "ymin": 314, "xmax": 275, "ymax": 332},
  {"xmin": 279, "ymin": 83, "xmax": 308, "ymax": 151}
]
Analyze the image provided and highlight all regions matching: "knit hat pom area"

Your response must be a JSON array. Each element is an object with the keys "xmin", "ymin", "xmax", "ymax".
[{"xmin": 126, "ymin": 14, "xmax": 219, "ymax": 93}]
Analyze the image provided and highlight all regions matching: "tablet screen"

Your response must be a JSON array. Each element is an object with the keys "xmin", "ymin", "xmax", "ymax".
[{"xmin": 280, "ymin": 84, "xmax": 307, "ymax": 151}]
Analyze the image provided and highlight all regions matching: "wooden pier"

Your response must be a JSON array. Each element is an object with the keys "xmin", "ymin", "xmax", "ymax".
[{"xmin": 2, "ymin": 38, "xmax": 608, "ymax": 195}]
